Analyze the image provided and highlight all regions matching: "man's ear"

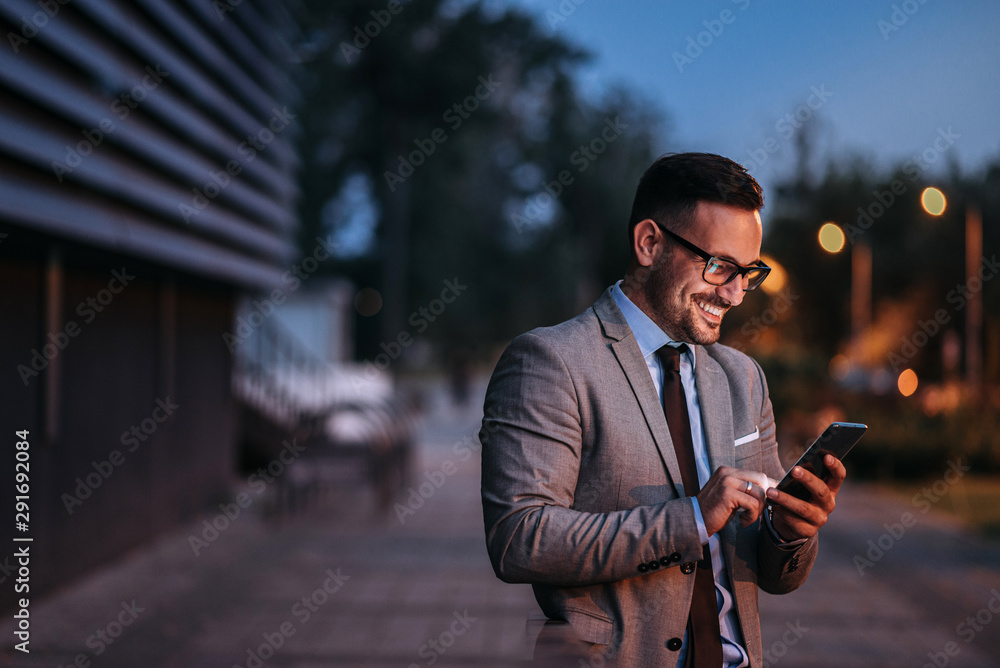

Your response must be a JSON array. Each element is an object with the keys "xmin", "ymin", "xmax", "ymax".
[{"xmin": 631, "ymin": 219, "xmax": 664, "ymax": 268}]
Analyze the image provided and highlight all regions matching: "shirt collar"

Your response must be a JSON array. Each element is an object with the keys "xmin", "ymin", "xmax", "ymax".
[{"xmin": 611, "ymin": 281, "xmax": 697, "ymax": 369}]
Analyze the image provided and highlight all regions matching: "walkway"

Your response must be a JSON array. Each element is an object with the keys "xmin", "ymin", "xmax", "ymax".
[{"xmin": 2, "ymin": 377, "xmax": 998, "ymax": 667}]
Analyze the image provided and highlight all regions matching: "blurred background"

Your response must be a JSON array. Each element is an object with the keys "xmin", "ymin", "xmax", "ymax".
[{"xmin": 0, "ymin": 0, "xmax": 998, "ymax": 666}]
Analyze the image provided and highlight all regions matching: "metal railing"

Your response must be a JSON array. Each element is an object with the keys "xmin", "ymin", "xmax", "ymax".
[{"xmin": 231, "ymin": 309, "xmax": 414, "ymax": 511}]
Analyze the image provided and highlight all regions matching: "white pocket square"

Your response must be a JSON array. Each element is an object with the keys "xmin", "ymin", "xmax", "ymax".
[{"xmin": 734, "ymin": 428, "xmax": 759, "ymax": 447}]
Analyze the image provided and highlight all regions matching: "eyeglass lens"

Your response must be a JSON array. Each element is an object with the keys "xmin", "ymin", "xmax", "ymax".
[{"xmin": 704, "ymin": 258, "xmax": 767, "ymax": 290}]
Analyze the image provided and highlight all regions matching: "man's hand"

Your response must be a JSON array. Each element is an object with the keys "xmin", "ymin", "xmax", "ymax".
[
  {"xmin": 766, "ymin": 454, "xmax": 846, "ymax": 541},
  {"xmin": 696, "ymin": 466, "xmax": 772, "ymax": 537}
]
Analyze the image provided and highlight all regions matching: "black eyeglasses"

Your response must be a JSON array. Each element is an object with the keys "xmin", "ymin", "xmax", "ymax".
[{"xmin": 656, "ymin": 224, "xmax": 771, "ymax": 291}]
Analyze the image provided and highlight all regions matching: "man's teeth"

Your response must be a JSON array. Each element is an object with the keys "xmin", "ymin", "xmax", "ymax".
[{"xmin": 697, "ymin": 301, "xmax": 723, "ymax": 316}]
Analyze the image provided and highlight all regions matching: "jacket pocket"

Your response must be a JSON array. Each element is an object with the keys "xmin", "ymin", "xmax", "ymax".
[
  {"xmin": 734, "ymin": 427, "xmax": 759, "ymax": 447},
  {"xmin": 734, "ymin": 428, "xmax": 762, "ymax": 470}
]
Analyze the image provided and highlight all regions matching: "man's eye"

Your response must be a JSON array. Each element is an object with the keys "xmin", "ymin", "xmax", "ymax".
[{"xmin": 706, "ymin": 260, "xmax": 726, "ymax": 275}]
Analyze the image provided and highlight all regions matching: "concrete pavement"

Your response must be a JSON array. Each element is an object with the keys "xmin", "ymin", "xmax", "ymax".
[
  {"xmin": 1, "ymin": 377, "xmax": 536, "ymax": 667},
  {"xmin": 758, "ymin": 467, "xmax": 1000, "ymax": 667},
  {"xmin": 2, "ymin": 376, "xmax": 998, "ymax": 667}
]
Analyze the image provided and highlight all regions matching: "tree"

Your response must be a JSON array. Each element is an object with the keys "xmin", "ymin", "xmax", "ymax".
[{"xmin": 292, "ymin": 0, "xmax": 665, "ymax": 361}]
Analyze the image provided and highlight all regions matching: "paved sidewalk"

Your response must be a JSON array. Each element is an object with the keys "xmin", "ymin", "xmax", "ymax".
[
  {"xmin": 758, "ymin": 472, "xmax": 1000, "ymax": 667},
  {"xmin": 0, "ymin": 379, "xmax": 536, "ymax": 668},
  {"xmin": 2, "ymin": 377, "xmax": 999, "ymax": 667}
]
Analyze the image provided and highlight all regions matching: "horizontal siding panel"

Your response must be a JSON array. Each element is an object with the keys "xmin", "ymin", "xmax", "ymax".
[
  {"xmin": 0, "ymin": 0, "xmax": 301, "ymax": 289},
  {"xmin": 0, "ymin": 82, "xmax": 296, "ymax": 238},
  {"xmin": 178, "ymin": 0, "xmax": 299, "ymax": 108},
  {"xmin": 0, "ymin": 42, "xmax": 298, "ymax": 205},
  {"xmin": 0, "ymin": 0, "xmax": 298, "ymax": 170},
  {"xmin": 228, "ymin": 0, "xmax": 301, "ymax": 70},
  {"xmin": 135, "ymin": 0, "xmax": 280, "ymax": 120},
  {"xmin": 73, "ymin": 0, "xmax": 294, "ymax": 165},
  {"xmin": 0, "ymin": 92, "xmax": 296, "ymax": 238},
  {"xmin": 0, "ymin": 162, "xmax": 287, "ymax": 289}
]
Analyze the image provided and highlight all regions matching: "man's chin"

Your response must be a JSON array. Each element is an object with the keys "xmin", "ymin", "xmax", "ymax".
[
  {"xmin": 681, "ymin": 319, "xmax": 721, "ymax": 346},
  {"xmin": 691, "ymin": 330, "xmax": 721, "ymax": 346}
]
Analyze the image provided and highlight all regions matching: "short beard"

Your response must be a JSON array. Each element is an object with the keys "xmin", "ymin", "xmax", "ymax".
[{"xmin": 643, "ymin": 255, "xmax": 726, "ymax": 346}]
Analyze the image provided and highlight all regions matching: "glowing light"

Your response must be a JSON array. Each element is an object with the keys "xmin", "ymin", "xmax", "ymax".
[
  {"xmin": 759, "ymin": 254, "xmax": 787, "ymax": 295},
  {"xmin": 818, "ymin": 222, "xmax": 846, "ymax": 253},
  {"xmin": 829, "ymin": 354, "xmax": 851, "ymax": 381},
  {"xmin": 921, "ymin": 187, "xmax": 946, "ymax": 216},
  {"xmin": 897, "ymin": 369, "xmax": 918, "ymax": 397}
]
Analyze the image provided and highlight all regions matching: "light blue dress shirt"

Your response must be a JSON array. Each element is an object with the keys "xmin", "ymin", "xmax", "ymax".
[{"xmin": 611, "ymin": 282, "xmax": 749, "ymax": 668}]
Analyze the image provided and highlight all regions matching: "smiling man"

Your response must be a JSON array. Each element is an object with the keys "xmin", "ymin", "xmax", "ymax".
[{"xmin": 480, "ymin": 153, "xmax": 845, "ymax": 667}]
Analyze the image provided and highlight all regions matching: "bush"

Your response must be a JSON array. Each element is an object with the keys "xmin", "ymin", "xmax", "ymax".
[
  {"xmin": 756, "ymin": 353, "xmax": 1000, "ymax": 480},
  {"xmin": 842, "ymin": 397, "xmax": 1000, "ymax": 480}
]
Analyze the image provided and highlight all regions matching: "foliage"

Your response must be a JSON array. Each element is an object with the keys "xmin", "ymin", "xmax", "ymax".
[
  {"xmin": 841, "ymin": 394, "xmax": 1000, "ymax": 479},
  {"xmin": 723, "ymin": 129, "xmax": 1000, "ymax": 385},
  {"xmin": 291, "ymin": 0, "xmax": 663, "ymax": 361},
  {"xmin": 736, "ymin": 136, "xmax": 1000, "ymax": 483},
  {"xmin": 757, "ymin": 352, "xmax": 1000, "ymax": 480}
]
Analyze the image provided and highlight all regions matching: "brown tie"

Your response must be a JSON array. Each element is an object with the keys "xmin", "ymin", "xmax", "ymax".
[{"xmin": 657, "ymin": 344, "xmax": 723, "ymax": 668}]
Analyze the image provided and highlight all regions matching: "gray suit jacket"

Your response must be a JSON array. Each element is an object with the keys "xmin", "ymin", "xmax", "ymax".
[{"xmin": 481, "ymin": 287, "xmax": 818, "ymax": 667}]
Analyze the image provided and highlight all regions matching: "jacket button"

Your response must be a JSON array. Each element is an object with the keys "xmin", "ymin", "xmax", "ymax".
[
  {"xmin": 659, "ymin": 556, "xmax": 671, "ymax": 567},
  {"xmin": 648, "ymin": 560, "xmax": 660, "ymax": 570},
  {"xmin": 638, "ymin": 563, "xmax": 649, "ymax": 573},
  {"xmin": 680, "ymin": 562, "xmax": 695, "ymax": 574},
  {"xmin": 666, "ymin": 637, "xmax": 683, "ymax": 651},
  {"xmin": 670, "ymin": 552, "xmax": 681, "ymax": 562}
]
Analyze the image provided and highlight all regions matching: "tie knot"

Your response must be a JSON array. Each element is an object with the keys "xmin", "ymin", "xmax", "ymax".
[{"xmin": 657, "ymin": 344, "xmax": 686, "ymax": 372}]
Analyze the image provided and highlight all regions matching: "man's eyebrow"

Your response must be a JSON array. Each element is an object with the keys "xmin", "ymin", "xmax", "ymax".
[{"xmin": 711, "ymin": 251, "xmax": 760, "ymax": 267}]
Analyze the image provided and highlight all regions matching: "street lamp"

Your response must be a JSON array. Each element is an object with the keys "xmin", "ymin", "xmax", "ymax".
[
  {"xmin": 820, "ymin": 222, "xmax": 871, "ymax": 366},
  {"xmin": 920, "ymin": 187, "xmax": 982, "ymax": 388},
  {"xmin": 818, "ymin": 222, "xmax": 845, "ymax": 253},
  {"xmin": 921, "ymin": 187, "xmax": 946, "ymax": 216}
]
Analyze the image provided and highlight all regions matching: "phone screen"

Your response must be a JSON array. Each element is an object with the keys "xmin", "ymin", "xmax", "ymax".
[{"xmin": 775, "ymin": 422, "xmax": 867, "ymax": 501}]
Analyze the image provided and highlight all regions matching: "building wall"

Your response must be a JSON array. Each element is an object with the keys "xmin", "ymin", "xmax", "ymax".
[
  {"xmin": 0, "ymin": 0, "xmax": 302, "ymax": 599},
  {"xmin": 0, "ymin": 230, "xmax": 246, "ymax": 594},
  {"xmin": 0, "ymin": 0, "xmax": 300, "ymax": 283}
]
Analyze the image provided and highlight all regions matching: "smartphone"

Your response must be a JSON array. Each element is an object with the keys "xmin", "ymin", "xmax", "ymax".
[{"xmin": 774, "ymin": 422, "xmax": 867, "ymax": 501}]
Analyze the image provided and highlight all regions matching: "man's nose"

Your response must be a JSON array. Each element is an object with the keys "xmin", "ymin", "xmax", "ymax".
[{"xmin": 717, "ymin": 277, "xmax": 745, "ymax": 307}]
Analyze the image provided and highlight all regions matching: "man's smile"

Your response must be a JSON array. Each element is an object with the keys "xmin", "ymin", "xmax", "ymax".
[{"xmin": 695, "ymin": 297, "xmax": 727, "ymax": 323}]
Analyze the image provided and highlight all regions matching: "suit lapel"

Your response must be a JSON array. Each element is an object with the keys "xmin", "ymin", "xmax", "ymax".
[
  {"xmin": 695, "ymin": 346, "xmax": 748, "ymax": 608},
  {"xmin": 594, "ymin": 289, "xmax": 685, "ymax": 497},
  {"xmin": 693, "ymin": 345, "xmax": 734, "ymax": 473}
]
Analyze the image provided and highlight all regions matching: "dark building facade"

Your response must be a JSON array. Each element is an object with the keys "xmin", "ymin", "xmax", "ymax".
[{"xmin": 0, "ymin": 0, "xmax": 302, "ymax": 600}]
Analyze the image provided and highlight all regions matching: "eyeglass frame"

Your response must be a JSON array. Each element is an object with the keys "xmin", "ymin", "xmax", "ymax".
[{"xmin": 654, "ymin": 222, "xmax": 771, "ymax": 291}]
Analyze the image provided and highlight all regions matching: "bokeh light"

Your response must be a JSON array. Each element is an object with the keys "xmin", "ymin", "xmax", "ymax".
[
  {"xmin": 897, "ymin": 369, "xmax": 919, "ymax": 396},
  {"xmin": 759, "ymin": 254, "xmax": 787, "ymax": 295},
  {"xmin": 829, "ymin": 354, "xmax": 851, "ymax": 381},
  {"xmin": 818, "ymin": 222, "xmax": 846, "ymax": 253},
  {"xmin": 921, "ymin": 187, "xmax": 947, "ymax": 216}
]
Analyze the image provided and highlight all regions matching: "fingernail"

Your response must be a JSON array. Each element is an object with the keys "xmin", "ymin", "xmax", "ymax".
[
  {"xmin": 767, "ymin": 488, "xmax": 778, "ymax": 499},
  {"xmin": 792, "ymin": 467, "xmax": 802, "ymax": 478}
]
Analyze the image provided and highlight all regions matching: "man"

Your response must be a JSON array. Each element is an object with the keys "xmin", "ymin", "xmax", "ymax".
[{"xmin": 480, "ymin": 153, "xmax": 845, "ymax": 667}]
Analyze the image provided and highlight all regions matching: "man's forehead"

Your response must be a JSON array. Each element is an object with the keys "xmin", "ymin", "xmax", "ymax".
[{"xmin": 690, "ymin": 202, "xmax": 762, "ymax": 263}]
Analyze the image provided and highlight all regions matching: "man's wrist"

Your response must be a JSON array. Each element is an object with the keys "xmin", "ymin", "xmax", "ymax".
[
  {"xmin": 764, "ymin": 504, "xmax": 806, "ymax": 547},
  {"xmin": 690, "ymin": 497, "xmax": 709, "ymax": 545}
]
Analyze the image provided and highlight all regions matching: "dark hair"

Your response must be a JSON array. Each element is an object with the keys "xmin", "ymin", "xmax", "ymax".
[{"xmin": 627, "ymin": 152, "xmax": 764, "ymax": 241}]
